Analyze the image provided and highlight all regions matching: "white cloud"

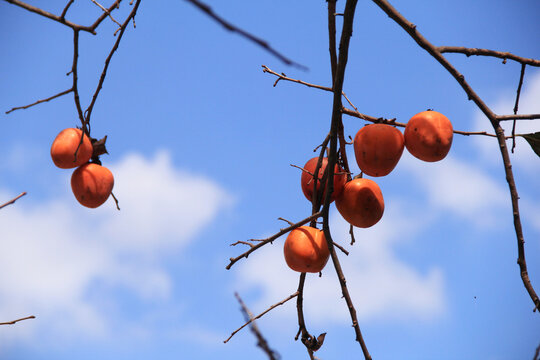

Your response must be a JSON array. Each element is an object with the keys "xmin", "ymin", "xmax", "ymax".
[
  {"xmin": 0, "ymin": 150, "xmax": 233, "ymax": 348},
  {"xmin": 234, "ymin": 200, "xmax": 446, "ymax": 326},
  {"xmin": 399, "ymin": 152, "xmax": 509, "ymax": 227}
]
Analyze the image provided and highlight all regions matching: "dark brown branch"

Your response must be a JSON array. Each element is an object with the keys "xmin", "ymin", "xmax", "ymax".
[
  {"xmin": 85, "ymin": 0, "xmax": 141, "ymax": 124},
  {"xmin": 437, "ymin": 46, "xmax": 540, "ymax": 67},
  {"xmin": 90, "ymin": 0, "xmax": 122, "ymax": 28},
  {"xmin": 497, "ymin": 114, "xmax": 540, "ymax": 121},
  {"xmin": 4, "ymin": 0, "xmax": 97, "ymax": 34},
  {"xmin": 372, "ymin": 0, "xmax": 540, "ymax": 314},
  {"xmin": 262, "ymin": 65, "xmax": 358, "ymax": 110},
  {"xmin": 234, "ymin": 293, "xmax": 280, "ymax": 360},
  {"xmin": 342, "ymin": 107, "xmax": 500, "ymax": 138},
  {"xmin": 295, "ymin": 273, "xmax": 316, "ymax": 360},
  {"xmin": 533, "ymin": 342, "xmax": 540, "ymax": 360},
  {"xmin": 89, "ymin": 0, "xmax": 123, "ymax": 32},
  {"xmin": 333, "ymin": 241, "xmax": 349, "ymax": 256},
  {"xmin": 71, "ymin": 29, "xmax": 86, "ymax": 129},
  {"xmin": 224, "ymin": 291, "xmax": 299, "ymax": 343},
  {"xmin": 0, "ymin": 315, "xmax": 35, "ymax": 325},
  {"xmin": 5, "ymin": 88, "xmax": 72, "ymax": 114},
  {"xmin": 226, "ymin": 212, "xmax": 323, "ymax": 270},
  {"xmin": 0, "ymin": 192, "xmax": 27, "ymax": 210},
  {"xmin": 512, "ymin": 64, "xmax": 526, "ymax": 152},
  {"xmin": 59, "ymin": 0, "xmax": 75, "ymax": 20},
  {"xmin": 184, "ymin": 0, "xmax": 306, "ymax": 69},
  {"xmin": 323, "ymin": 1, "xmax": 371, "ymax": 358},
  {"xmin": 327, "ymin": 0, "xmax": 338, "ymax": 83}
]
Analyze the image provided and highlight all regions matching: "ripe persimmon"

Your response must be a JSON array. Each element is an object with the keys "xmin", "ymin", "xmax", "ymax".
[
  {"xmin": 353, "ymin": 124, "xmax": 404, "ymax": 177},
  {"xmin": 71, "ymin": 163, "xmax": 114, "ymax": 208},
  {"xmin": 300, "ymin": 157, "xmax": 347, "ymax": 203},
  {"xmin": 335, "ymin": 178, "xmax": 384, "ymax": 228},
  {"xmin": 51, "ymin": 128, "xmax": 93, "ymax": 169},
  {"xmin": 283, "ymin": 226, "xmax": 329, "ymax": 273},
  {"xmin": 404, "ymin": 110, "xmax": 453, "ymax": 162}
]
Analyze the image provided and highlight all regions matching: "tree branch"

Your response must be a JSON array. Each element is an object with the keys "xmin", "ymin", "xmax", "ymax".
[
  {"xmin": 5, "ymin": 88, "xmax": 73, "ymax": 114},
  {"xmin": 0, "ymin": 315, "xmax": 35, "ymax": 325},
  {"xmin": 0, "ymin": 192, "xmax": 27, "ymax": 210},
  {"xmin": 226, "ymin": 212, "xmax": 323, "ymax": 270},
  {"xmin": 4, "ymin": 0, "xmax": 97, "ymax": 34},
  {"xmin": 225, "ymin": 291, "xmax": 299, "ymax": 343},
  {"xmin": 184, "ymin": 0, "xmax": 306, "ymax": 69},
  {"xmin": 234, "ymin": 293, "xmax": 280, "ymax": 360},
  {"xmin": 437, "ymin": 46, "xmax": 540, "ymax": 67}
]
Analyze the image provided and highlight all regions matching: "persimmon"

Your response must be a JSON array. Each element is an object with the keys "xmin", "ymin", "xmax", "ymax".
[
  {"xmin": 71, "ymin": 163, "xmax": 114, "ymax": 208},
  {"xmin": 335, "ymin": 178, "xmax": 384, "ymax": 228},
  {"xmin": 300, "ymin": 157, "xmax": 347, "ymax": 203},
  {"xmin": 283, "ymin": 226, "xmax": 329, "ymax": 273},
  {"xmin": 51, "ymin": 128, "xmax": 93, "ymax": 169},
  {"xmin": 353, "ymin": 124, "xmax": 404, "ymax": 177},
  {"xmin": 404, "ymin": 110, "xmax": 453, "ymax": 162}
]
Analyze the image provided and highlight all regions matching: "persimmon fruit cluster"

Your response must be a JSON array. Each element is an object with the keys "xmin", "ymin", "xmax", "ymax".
[
  {"xmin": 51, "ymin": 128, "xmax": 114, "ymax": 208},
  {"xmin": 285, "ymin": 110, "xmax": 453, "ymax": 273}
]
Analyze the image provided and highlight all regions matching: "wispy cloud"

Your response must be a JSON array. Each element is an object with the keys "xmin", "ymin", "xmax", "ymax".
[{"xmin": 0, "ymin": 150, "xmax": 233, "ymax": 348}]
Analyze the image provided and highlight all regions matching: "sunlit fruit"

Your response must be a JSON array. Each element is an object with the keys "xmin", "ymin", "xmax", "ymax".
[
  {"xmin": 300, "ymin": 157, "xmax": 347, "ymax": 203},
  {"xmin": 404, "ymin": 110, "xmax": 453, "ymax": 162},
  {"xmin": 353, "ymin": 124, "xmax": 404, "ymax": 177},
  {"xmin": 71, "ymin": 163, "xmax": 114, "ymax": 208},
  {"xmin": 335, "ymin": 178, "xmax": 384, "ymax": 228},
  {"xmin": 284, "ymin": 226, "xmax": 330, "ymax": 273},
  {"xmin": 51, "ymin": 128, "xmax": 93, "ymax": 169}
]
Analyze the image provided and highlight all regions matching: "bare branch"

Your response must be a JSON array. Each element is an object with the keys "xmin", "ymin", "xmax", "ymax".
[
  {"xmin": 342, "ymin": 107, "xmax": 500, "ymax": 138},
  {"xmin": 5, "ymin": 88, "xmax": 73, "ymax": 114},
  {"xmin": 224, "ymin": 291, "xmax": 298, "ymax": 343},
  {"xmin": 0, "ymin": 315, "xmax": 35, "ymax": 325},
  {"xmin": 0, "ymin": 192, "xmax": 27, "ymax": 210},
  {"xmin": 85, "ymin": 0, "xmax": 141, "ymax": 124},
  {"xmin": 59, "ymin": 0, "xmax": 75, "ymax": 20},
  {"xmin": 184, "ymin": 0, "xmax": 306, "ymax": 70},
  {"xmin": 497, "ymin": 114, "xmax": 540, "ymax": 121},
  {"xmin": 437, "ymin": 46, "xmax": 540, "ymax": 67},
  {"xmin": 226, "ymin": 212, "xmax": 323, "ymax": 270},
  {"xmin": 333, "ymin": 241, "xmax": 349, "ymax": 256},
  {"xmin": 322, "ymin": 0, "xmax": 372, "ymax": 358},
  {"xmin": 512, "ymin": 64, "xmax": 526, "ymax": 152},
  {"xmin": 89, "ymin": 0, "xmax": 123, "ymax": 32},
  {"xmin": 234, "ymin": 293, "xmax": 280, "ymax": 360},
  {"xmin": 4, "ymin": 0, "xmax": 96, "ymax": 34},
  {"xmin": 90, "ymin": 0, "xmax": 122, "ymax": 28}
]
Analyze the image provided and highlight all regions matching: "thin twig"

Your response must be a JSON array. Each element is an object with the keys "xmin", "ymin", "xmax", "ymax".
[
  {"xmin": 0, "ymin": 192, "xmax": 27, "ymax": 210},
  {"xmin": 85, "ymin": 0, "xmax": 141, "ymax": 124},
  {"xmin": 5, "ymin": 88, "xmax": 72, "ymax": 114},
  {"xmin": 234, "ymin": 293, "xmax": 280, "ymax": 360},
  {"xmin": 4, "ymin": 0, "xmax": 96, "ymax": 33},
  {"xmin": 226, "ymin": 212, "xmax": 323, "ymax": 270},
  {"xmin": 342, "ymin": 107, "xmax": 500, "ymax": 137},
  {"xmin": 224, "ymin": 291, "xmax": 299, "ymax": 343},
  {"xmin": 333, "ymin": 241, "xmax": 349, "ymax": 256},
  {"xmin": 184, "ymin": 0, "xmax": 306, "ymax": 69},
  {"xmin": 262, "ymin": 65, "xmax": 358, "ymax": 111},
  {"xmin": 0, "ymin": 315, "xmax": 35, "ymax": 325},
  {"xmin": 90, "ymin": 0, "xmax": 122, "ymax": 28},
  {"xmin": 512, "ymin": 64, "xmax": 526, "ymax": 152},
  {"xmin": 89, "ymin": 0, "xmax": 123, "ymax": 32},
  {"xmin": 497, "ymin": 114, "xmax": 540, "ymax": 121},
  {"xmin": 59, "ymin": 0, "xmax": 74, "ymax": 20},
  {"xmin": 349, "ymin": 224, "xmax": 356, "ymax": 245},
  {"xmin": 437, "ymin": 46, "xmax": 540, "ymax": 67}
]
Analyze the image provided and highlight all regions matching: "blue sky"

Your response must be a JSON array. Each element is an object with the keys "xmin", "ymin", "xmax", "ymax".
[{"xmin": 1, "ymin": 1, "xmax": 539, "ymax": 359}]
